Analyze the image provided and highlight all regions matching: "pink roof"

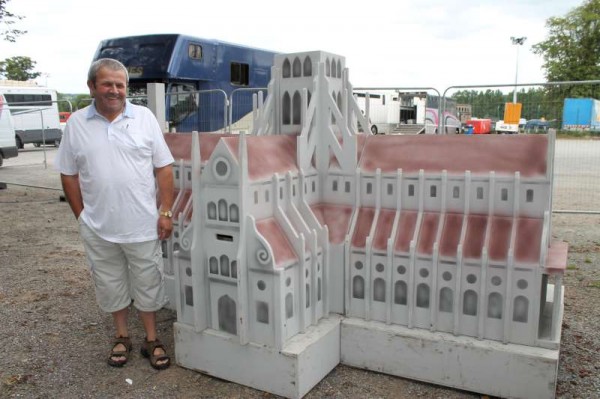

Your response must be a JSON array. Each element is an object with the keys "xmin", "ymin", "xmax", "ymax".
[
  {"xmin": 224, "ymin": 135, "xmax": 298, "ymax": 181},
  {"xmin": 514, "ymin": 217, "xmax": 543, "ymax": 264},
  {"xmin": 393, "ymin": 211, "xmax": 418, "ymax": 253},
  {"xmin": 164, "ymin": 132, "xmax": 237, "ymax": 163},
  {"xmin": 310, "ymin": 203, "xmax": 353, "ymax": 245},
  {"xmin": 463, "ymin": 215, "xmax": 488, "ymax": 259},
  {"xmin": 416, "ymin": 213, "xmax": 440, "ymax": 255},
  {"xmin": 358, "ymin": 135, "xmax": 548, "ymax": 177},
  {"xmin": 439, "ymin": 213, "xmax": 464, "ymax": 258},
  {"xmin": 488, "ymin": 216, "xmax": 513, "ymax": 262},
  {"xmin": 372, "ymin": 209, "xmax": 397, "ymax": 251},
  {"xmin": 256, "ymin": 218, "xmax": 298, "ymax": 268},
  {"xmin": 545, "ymin": 241, "xmax": 568, "ymax": 273},
  {"xmin": 351, "ymin": 207, "xmax": 376, "ymax": 248}
]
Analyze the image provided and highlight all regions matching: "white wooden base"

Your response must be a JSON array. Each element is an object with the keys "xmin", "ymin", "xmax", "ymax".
[
  {"xmin": 174, "ymin": 314, "xmax": 342, "ymax": 399},
  {"xmin": 341, "ymin": 317, "xmax": 559, "ymax": 399}
]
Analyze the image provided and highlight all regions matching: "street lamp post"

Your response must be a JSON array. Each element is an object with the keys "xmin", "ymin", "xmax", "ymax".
[{"xmin": 510, "ymin": 36, "xmax": 527, "ymax": 103}]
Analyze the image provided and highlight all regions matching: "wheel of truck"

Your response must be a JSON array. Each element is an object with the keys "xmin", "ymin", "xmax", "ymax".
[
  {"xmin": 16, "ymin": 136, "xmax": 23, "ymax": 149},
  {"xmin": 34, "ymin": 143, "xmax": 41, "ymax": 148},
  {"xmin": 371, "ymin": 125, "xmax": 378, "ymax": 134}
]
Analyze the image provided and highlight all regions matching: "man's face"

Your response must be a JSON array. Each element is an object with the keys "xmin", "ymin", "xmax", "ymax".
[{"xmin": 87, "ymin": 66, "xmax": 127, "ymax": 120}]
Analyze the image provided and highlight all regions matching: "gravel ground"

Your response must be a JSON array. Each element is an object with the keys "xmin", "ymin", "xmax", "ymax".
[{"xmin": 0, "ymin": 185, "xmax": 598, "ymax": 399}]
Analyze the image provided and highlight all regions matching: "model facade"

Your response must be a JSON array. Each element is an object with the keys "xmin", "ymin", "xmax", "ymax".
[{"xmin": 157, "ymin": 51, "xmax": 567, "ymax": 399}]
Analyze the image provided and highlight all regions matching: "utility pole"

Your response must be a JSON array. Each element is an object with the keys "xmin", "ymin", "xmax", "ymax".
[{"xmin": 510, "ymin": 36, "xmax": 527, "ymax": 103}]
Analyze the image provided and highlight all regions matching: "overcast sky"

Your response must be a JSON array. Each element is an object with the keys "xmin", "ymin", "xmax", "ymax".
[{"xmin": 0, "ymin": 0, "xmax": 583, "ymax": 94}]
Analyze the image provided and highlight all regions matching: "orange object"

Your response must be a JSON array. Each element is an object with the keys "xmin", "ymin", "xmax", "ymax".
[{"xmin": 503, "ymin": 103, "xmax": 522, "ymax": 124}]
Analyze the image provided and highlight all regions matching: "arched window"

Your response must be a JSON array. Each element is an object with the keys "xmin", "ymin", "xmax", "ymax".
[
  {"xmin": 352, "ymin": 276, "xmax": 365, "ymax": 299},
  {"xmin": 207, "ymin": 202, "xmax": 217, "ymax": 220},
  {"xmin": 336, "ymin": 92, "xmax": 342, "ymax": 112},
  {"xmin": 286, "ymin": 293, "xmax": 294, "ymax": 319},
  {"xmin": 336, "ymin": 59, "xmax": 342, "ymax": 79},
  {"xmin": 513, "ymin": 295, "xmax": 529, "ymax": 322},
  {"xmin": 325, "ymin": 58, "xmax": 331, "ymax": 76},
  {"xmin": 463, "ymin": 290, "xmax": 478, "ymax": 316},
  {"xmin": 303, "ymin": 56, "xmax": 312, "ymax": 76},
  {"xmin": 230, "ymin": 260, "xmax": 237, "ymax": 279},
  {"xmin": 218, "ymin": 199, "xmax": 228, "ymax": 221},
  {"xmin": 209, "ymin": 257, "xmax": 218, "ymax": 274},
  {"xmin": 331, "ymin": 59, "xmax": 337, "ymax": 78},
  {"xmin": 306, "ymin": 284, "xmax": 311, "ymax": 308},
  {"xmin": 292, "ymin": 91, "xmax": 302, "ymax": 124},
  {"xmin": 282, "ymin": 58, "xmax": 291, "ymax": 78},
  {"xmin": 282, "ymin": 92, "xmax": 291, "ymax": 125},
  {"xmin": 439, "ymin": 287, "xmax": 453, "ymax": 312},
  {"xmin": 292, "ymin": 57, "xmax": 301, "ymax": 77},
  {"xmin": 220, "ymin": 255, "xmax": 230, "ymax": 276},
  {"xmin": 229, "ymin": 204, "xmax": 239, "ymax": 222},
  {"xmin": 318, "ymin": 278, "xmax": 322, "ymax": 301},
  {"xmin": 416, "ymin": 283, "xmax": 430, "ymax": 308},
  {"xmin": 394, "ymin": 280, "xmax": 407, "ymax": 305},
  {"xmin": 373, "ymin": 278, "xmax": 386, "ymax": 302},
  {"xmin": 488, "ymin": 292, "xmax": 503, "ymax": 319},
  {"xmin": 218, "ymin": 295, "xmax": 237, "ymax": 335}
]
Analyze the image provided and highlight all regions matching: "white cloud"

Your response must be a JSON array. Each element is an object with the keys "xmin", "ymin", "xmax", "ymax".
[{"xmin": 0, "ymin": 0, "xmax": 584, "ymax": 93}]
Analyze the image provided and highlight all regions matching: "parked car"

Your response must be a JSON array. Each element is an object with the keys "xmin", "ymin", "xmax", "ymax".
[{"xmin": 524, "ymin": 119, "xmax": 550, "ymax": 133}]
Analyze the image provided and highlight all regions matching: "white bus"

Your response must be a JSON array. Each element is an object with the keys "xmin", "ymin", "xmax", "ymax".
[
  {"xmin": 0, "ymin": 83, "xmax": 62, "ymax": 148},
  {"xmin": 354, "ymin": 90, "xmax": 461, "ymax": 135}
]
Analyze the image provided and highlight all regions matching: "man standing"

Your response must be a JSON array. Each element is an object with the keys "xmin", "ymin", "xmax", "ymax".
[{"xmin": 55, "ymin": 58, "xmax": 174, "ymax": 369}]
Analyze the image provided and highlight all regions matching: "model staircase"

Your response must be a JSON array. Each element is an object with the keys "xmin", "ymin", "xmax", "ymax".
[{"xmin": 391, "ymin": 123, "xmax": 425, "ymax": 135}]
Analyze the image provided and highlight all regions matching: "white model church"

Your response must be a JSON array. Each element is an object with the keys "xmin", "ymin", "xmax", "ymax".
[{"xmin": 159, "ymin": 51, "xmax": 567, "ymax": 399}]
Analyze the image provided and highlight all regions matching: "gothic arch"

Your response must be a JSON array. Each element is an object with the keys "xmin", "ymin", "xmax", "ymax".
[
  {"xmin": 218, "ymin": 295, "xmax": 237, "ymax": 335},
  {"xmin": 292, "ymin": 57, "xmax": 301, "ymax": 77},
  {"xmin": 292, "ymin": 91, "xmax": 302, "ymax": 124},
  {"xmin": 282, "ymin": 92, "xmax": 291, "ymax": 125},
  {"xmin": 282, "ymin": 58, "xmax": 291, "ymax": 78},
  {"xmin": 303, "ymin": 56, "xmax": 312, "ymax": 76}
]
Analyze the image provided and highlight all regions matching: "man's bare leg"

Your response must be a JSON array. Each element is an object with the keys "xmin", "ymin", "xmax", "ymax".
[{"xmin": 139, "ymin": 310, "xmax": 168, "ymax": 366}]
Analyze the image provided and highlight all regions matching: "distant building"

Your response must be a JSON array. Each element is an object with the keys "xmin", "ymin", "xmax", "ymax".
[{"xmin": 457, "ymin": 103, "xmax": 472, "ymax": 123}]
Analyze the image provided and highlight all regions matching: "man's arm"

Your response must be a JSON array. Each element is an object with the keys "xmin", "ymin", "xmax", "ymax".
[
  {"xmin": 61, "ymin": 174, "xmax": 84, "ymax": 220},
  {"xmin": 155, "ymin": 164, "xmax": 174, "ymax": 240}
]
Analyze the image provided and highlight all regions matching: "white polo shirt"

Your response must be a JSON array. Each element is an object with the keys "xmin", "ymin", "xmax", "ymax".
[{"xmin": 55, "ymin": 101, "xmax": 174, "ymax": 243}]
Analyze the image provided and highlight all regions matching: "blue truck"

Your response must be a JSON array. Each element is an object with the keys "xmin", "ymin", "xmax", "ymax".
[{"xmin": 562, "ymin": 98, "xmax": 600, "ymax": 131}]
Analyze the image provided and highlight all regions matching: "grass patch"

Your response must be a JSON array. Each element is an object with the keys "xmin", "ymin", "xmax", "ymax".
[
  {"xmin": 567, "ymin": 264, "xmax": 578, "ymax": 270},
  {"xmin": 584, "ymin": 258, "xmax": 593, "ymax": 264},
  {"xmin": 589, "ymin": 280, "xmax": 600, "ymax": 289}
]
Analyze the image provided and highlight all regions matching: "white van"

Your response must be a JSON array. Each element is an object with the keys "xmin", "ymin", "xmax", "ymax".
[
  {"xmin": 0, "ymin": 84, "xmax": 62, "ymax": 148},
  {"xmin": 0, "ymin": 94, "xmax": 18, "ymax": 166}
]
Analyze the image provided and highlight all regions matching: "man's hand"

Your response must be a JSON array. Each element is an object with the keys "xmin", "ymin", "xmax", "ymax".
[{"xmin": 157, "ymin": 216, "xmax": 173, "ymax": 240}]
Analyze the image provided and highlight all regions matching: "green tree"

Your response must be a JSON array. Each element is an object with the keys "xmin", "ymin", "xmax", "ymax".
[
  {"xmin": 0, "ymin": 0, "xmax": 26, "ymax": 42},
  {"xmin": 0, "ymin": 56, "xmax": 40, "ymax": 80},
  {"xmin": 532, "ymin": 0, "xmax": 600, "ymax": 95}
]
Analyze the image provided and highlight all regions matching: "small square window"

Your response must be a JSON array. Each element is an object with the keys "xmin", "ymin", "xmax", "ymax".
[
  {"xmin": 526, "ymin": 189, "xmax": 534, "ymax": 202},
  {"xmin": 430, "ymin": 185, "xmax": 437, "ymax": 198},
  {"xmin": 332, "ymin": 180, "xmax": 338, "ymax": 191},
  {"xmin": 387, "ymin": 183, "xmax": 393, "ymax": 195},
  {"xmin": 501, "ymin": 188, "xmax": 508, "ymax": 201},
  {"xmin": 366, "ymin": 182, "xmax": 372, "ymax": 194},
  {"xmin": 231, "ymin": 62, "xmax": 249, "ymax": 86},
  {"xmin": 477, "ymin": 187, "xmax": 484, "ymax": 200},
  {"xmin": 453, "ymin": 186, "xmax": 460, "ymax": 198},
  {"xmin": 408, "ymin": 184, "xmax": 415, "ymax": 197},
  {"xmin": 345, "ymin": 181, "xmax": 351, "ymax": 193},
  {"xmin": 188, "ymin": 44, "xmax": 202, "ymax": 60}
]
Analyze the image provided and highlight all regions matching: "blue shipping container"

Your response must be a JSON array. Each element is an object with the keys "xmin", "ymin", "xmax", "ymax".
[{"xmin": 562, "ymin": 98, "xmax": 600, "ymax": 131}]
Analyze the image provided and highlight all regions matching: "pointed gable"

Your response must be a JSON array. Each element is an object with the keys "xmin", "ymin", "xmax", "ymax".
[
  {"xmin": 256, "ymin": 218, "xmax": 298, "ymax": 268},
  {"xmin": 164, "ymin": 132, "xmax": 238, "ymax": 163}
]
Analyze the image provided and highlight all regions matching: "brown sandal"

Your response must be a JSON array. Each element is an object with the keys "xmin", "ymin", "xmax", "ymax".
[
  {"xmin": 107, "ymin": 336, "xmax": 132, "ymax": 367},
  {"xmin": 140, "ymin": 338, "xmax": 171, "ymax": 370}
]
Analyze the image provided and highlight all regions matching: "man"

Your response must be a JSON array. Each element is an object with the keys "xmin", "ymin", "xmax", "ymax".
[{"xmin": 55, "ymin": 58, "xmax": 174, "ymax": 369}]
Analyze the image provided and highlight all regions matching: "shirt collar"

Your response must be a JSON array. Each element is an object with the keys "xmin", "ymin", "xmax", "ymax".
[{"xmin": 86, "ymin": 99, "xmax": 135, "ymax": 121}]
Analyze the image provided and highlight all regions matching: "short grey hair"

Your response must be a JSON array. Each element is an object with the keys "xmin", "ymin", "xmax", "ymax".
[{"xmin": 87, "ymin": 58, "xmax": 129, "ymax": 84}]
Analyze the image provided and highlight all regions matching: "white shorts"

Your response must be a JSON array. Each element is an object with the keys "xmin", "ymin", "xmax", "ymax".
[{"xmin": 79, "ymin": 219, "xmax": 167, "ymax": 313}]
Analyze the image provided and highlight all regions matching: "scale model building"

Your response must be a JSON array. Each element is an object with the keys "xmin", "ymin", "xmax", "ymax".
[{"xmin": 157, "ymin": 51, "xmax": 567, "ymax": 399}]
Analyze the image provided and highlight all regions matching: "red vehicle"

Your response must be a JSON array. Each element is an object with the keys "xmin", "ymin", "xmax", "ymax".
[{"xmin": 465, "ymin": 118, "xmax": 491, "ymax": 134}]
